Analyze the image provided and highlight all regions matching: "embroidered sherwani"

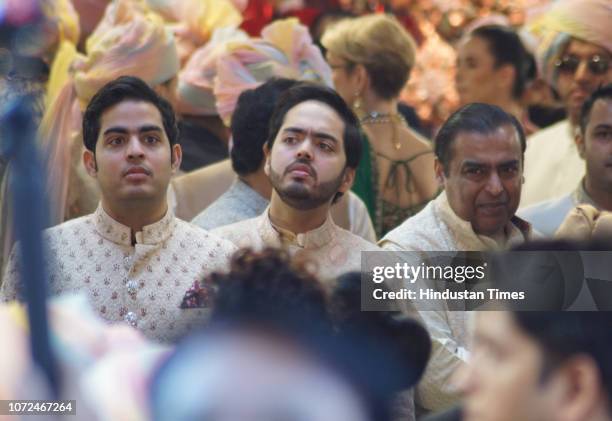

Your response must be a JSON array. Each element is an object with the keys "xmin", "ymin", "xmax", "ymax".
[
  {"xmin": 379, "ymin": 192, "xmax": 533, "ymax": 413},
  {"xmin": 1, "ymin": 205, "xmax": 237, "ymax": 343},
  {"xmin": 211, "ymin": 208, "xmax": 380, "ymax": 283},
  {"xmin": 518, "ymin": 180, "xmax": 598, "ymax": 237}
]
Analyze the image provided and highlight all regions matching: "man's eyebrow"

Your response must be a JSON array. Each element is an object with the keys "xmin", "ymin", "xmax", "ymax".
[
  {"xmin": 592, "ymin": 123, "xmax": 612, "ymax": 131},
  {"xmin": 103, "ymin": 125, "xmax": 163, "ymax": 136},
  {"xmin": 497, "ymin": 159, "xmax": 520, "ymax": 167},
  {"xmin": 103, "ymin": 127, "xmax": 128, "ymax": 136},
  {"xmin": 461, "ymin": 160, "xmax": 487, "ymax": 168},
  {"xmin": 461, "ymin": 159, "xmax": 520, "ymax": 168},
  {"xmin": 282, "ymin": 127, "xmax": 339, "ymax": 143},
  {"xmin": 139, "ymin": 125, "xmax": 163, "ymax": 133}
]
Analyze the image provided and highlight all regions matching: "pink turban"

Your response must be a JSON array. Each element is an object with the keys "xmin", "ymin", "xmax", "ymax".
[
  {"xmin": 214, "ymin": 18, "xmax": 333, "ymax": 125},
  {"xmin": 528, "ymin": 0, "xmax": 612, "ymax": 85},
  {"xmin": 175, "ymin": 27, "xmax": 249, "ymax": 117},
  {"xmin": 147, "ymin": 0, "xmax": 242, "ymax": 64}
]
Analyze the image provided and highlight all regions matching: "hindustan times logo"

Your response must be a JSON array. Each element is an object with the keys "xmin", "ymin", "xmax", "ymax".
[{"xmin": 372, "ymin": 262, "xmax": 487, "ymax": 284}]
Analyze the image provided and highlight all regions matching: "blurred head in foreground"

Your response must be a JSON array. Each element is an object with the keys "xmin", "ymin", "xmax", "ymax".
[
  {"xmin": 150, "ymin": 249, "xmax": 431, "ymax": 421},
  {"xmin": 459, "ymin": 311, "xmax": 612, "ymax": 421}
]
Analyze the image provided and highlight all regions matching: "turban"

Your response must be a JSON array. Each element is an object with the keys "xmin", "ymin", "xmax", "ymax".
[
  {"xmin": 147, "ymin": 0, "xmax": 242, "ymax": 64},
  {"xmin": 214, "ymin": 18, "xmax": 333, "ymax": 125},
  {"xmin": 528, "ymin": 0, "xmax": 612, "ymax": 85},
  {"xmin": 174, "ymin": 27, "xmax": 249, "ymax": 117}
]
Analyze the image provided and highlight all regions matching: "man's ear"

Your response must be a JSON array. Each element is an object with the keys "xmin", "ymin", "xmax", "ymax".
[
  {"xmin": 263, "ymin": 142, "xmax": 271, "ymax": 177},
  {"xmin": 171, "ymin": 144, "xmax": 182, "ymax": 173},
  {"xmin": 552, "ymin": 355, "xmax": 605, "ymax": 421},
  {"xmin": 339, "ymin": 167, "xmax": 356, "ymax": 194},
  {"xmin": 434, "ymin": 157, "xmax": 446, "ymax": 187},
  {"xmin": 83, "ymin": 149, "xmax": 98, "ymax": 178},
  {"xmin": 575, "ymin": 132, "xmax": 586, "ymax": 159}
]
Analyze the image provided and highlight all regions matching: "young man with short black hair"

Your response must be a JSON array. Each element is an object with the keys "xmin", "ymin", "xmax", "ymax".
[
  {"xmin": 1, "ymin": 76, "xmax": 237, "ymax": 343},
  {"xmin": 212, "ymin": 83, "xmax": 379, "ymax": 282}
]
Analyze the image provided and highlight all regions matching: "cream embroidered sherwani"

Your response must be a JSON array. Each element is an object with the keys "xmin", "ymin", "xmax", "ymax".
[
  {"xmin": 1, "ymin": 204, "xmax": 237, "ymax": 343},
  {"xmin": 211, "ymin": 208, "xmax": 380, "ymax": 283},
  {"xmin": 379, "ymin": 192, "xmax": 533, "ymax": 413}
]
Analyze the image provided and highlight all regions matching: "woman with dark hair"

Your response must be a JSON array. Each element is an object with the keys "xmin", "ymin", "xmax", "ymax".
[{"xmin": 455, "ymin": 24, "xmax": 538, "ymax": 134}]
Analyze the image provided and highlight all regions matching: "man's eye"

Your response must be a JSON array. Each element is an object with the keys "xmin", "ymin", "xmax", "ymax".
[
  {"xmin": 144, "ymin": 135, "xmax": 160, "ymax": 144},
  {"xmin": 108, "ymin": 137, "xmax": 124, "ymax": 146},
  {"xmin": 318, "ymin": 142, "xmax": 333, "ymax": 152},
  {"xmin": 283, "ymin": 135, "xmax": 298, "ymax": 144},
  {"xmin": 594, "ymin": 130, "xmax": 612, "ymax": 140},
  {"xmin": 501, "ymin": 165, "xmax": 518, "ymax": 175},
  {"xmin": 466, "ymin": 167, "xmax": 484, "ymax": 175}
]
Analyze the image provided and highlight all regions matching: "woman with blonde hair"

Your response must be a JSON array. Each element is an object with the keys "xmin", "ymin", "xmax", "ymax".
[{"xmin": 322, "ymin": 14, "xmax": 438, "ymax": 237}]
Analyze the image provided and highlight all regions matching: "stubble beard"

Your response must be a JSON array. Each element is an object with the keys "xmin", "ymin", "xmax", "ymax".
[{"xmin": 269, "ymin": 166, "xmax": 345, "ymax": 211}]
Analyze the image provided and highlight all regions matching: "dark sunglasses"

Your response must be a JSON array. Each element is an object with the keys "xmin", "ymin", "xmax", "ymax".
[{"xmin": 554, "ymin": 54, "xmax": 610, "ymax": 76}]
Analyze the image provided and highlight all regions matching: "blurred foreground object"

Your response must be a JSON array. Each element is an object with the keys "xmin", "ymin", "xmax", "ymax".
[{"xmin": 555, "ymin": 204, "xmax": 612, "ymax": 243}]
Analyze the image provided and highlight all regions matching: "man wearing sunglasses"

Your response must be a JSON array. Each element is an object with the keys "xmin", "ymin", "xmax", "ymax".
[{"xmin": 521, "ymin": 0, "xmax": 612, "ymax": 208}]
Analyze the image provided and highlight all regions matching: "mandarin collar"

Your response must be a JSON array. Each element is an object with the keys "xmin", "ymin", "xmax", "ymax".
[
  {"xmin": 93, "ymin": 204, "xmax": 176, "ymax": 246},
  {"xmin": 435, "ymin": 191, "xmax": 532, "ymax": 250},
  {"xmin": 259, "ymin": 207, "xmax": 336, "ymax": 249}
]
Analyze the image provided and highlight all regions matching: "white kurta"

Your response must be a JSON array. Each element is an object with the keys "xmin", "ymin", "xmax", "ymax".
[
  {"xmin": 379, "ymin": 192, "xmax": 532, "ymax": 413},
  {"xmin": 521, "ymin": 120, "xmax": 585, "ymax": 207},
  {"xmin": 1, "ymin": 204, "xmax": 237, "ymax": 343}
]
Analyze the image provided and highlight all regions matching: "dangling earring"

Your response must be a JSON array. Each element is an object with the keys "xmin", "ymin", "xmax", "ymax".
[{"xmin": 352, "ymin": 91, "xmax": 362, "ymax": 112}]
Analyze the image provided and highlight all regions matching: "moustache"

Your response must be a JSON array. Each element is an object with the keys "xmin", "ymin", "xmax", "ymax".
[
  {"xmin": 122, "ymin": 165, "xmax": 152, "ymax": 177},
  {"xmin": 284, "ymin": 160, "xmax": 317, "ymax": 178}
]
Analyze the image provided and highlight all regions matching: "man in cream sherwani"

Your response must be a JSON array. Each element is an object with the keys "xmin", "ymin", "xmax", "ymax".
[
  {"xmin": 1, "ymin": 77, "xmax": 237, "ymax": 344},
  {"xmin": 212, "ymin": 83, "xmax": 379, "ymax": 283},
  {"xmin": 380, "ymin": 103, "xmax": 535, "ymax": 415}
]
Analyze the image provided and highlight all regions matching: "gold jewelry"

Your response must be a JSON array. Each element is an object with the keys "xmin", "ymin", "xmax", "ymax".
[
  {"xmin": 359, "ymin": 111, "xmax": 407, "ymax": 150},
  {"xmin": 352, "ymin": 91, "xmax": 362, "ymax": 111}
]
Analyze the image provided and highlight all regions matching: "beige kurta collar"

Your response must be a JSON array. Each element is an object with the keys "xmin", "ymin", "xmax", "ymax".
[
  {"xmin": 258, "ymin": 207, "xmax": 335, "ymax": 249},
  {"xmin": 93, "ymin": 203, "xmax": 176, "ymax": 246},
  {"xmin": 435, "ymin": 192, "xmax": 532, "ymax": 250}
]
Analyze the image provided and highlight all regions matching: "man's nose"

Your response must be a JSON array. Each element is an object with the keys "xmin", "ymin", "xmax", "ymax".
[
  {"xmin": 296, "ymin": 139, "xmax": 314, "ymax": 160},
  {"xmin": 485, "ymin": 172, "xmax": 504, "ymax": 195},
  {"xmin": 574, "ymin": 59, "xmax": 590, "ymax": 82},
  {"xmin": 126, "ymin": 137, "xmax": 145, "ymax": 159}
]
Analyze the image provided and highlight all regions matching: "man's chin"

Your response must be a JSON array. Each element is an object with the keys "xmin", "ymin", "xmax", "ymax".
[
  {"xmin": 473, "ymin": 219, "xmax": 508, "ymax": 238},
  {"xmin": 114, "ymin": 187, "xmax": 158, "ymax": 201}
]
